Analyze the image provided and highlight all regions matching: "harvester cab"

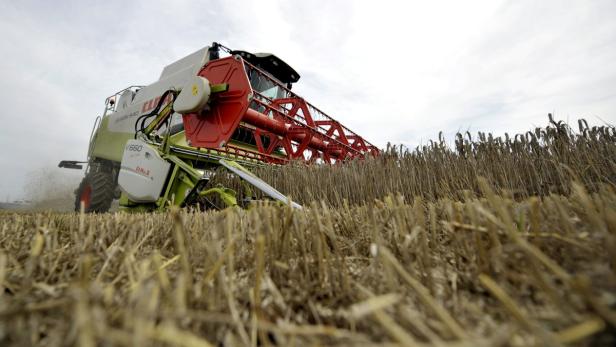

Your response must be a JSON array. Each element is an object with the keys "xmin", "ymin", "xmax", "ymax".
[{"xmin": 59, "ymin": 42, "xmax": 378, "ymax": 213}]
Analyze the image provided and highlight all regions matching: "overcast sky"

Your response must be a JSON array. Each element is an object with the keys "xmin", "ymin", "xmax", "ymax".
[{"xmin": 1, "ymin": 0, "xmax": 615, "ymax": 200}]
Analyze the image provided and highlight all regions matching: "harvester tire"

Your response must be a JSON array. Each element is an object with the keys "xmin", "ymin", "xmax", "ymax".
[{"xmin": 74, "ymin": 172, "xmax": 115, "ymax": 213}]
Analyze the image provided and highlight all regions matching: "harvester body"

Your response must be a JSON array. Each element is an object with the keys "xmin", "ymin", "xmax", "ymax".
[
  {"xmin": 60, "ymin": 43, "xmax": 378, "ymax": 212},
  {"xmin": 89, "ymin": 46, "xmax": 212, "ymax": 164}
]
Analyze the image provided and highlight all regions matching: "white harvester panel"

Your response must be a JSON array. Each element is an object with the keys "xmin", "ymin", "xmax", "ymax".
[
  {"xmin": 107, "ymin": 46, "xmax": 211, "ymax": 133},
  {"xmin": 118, "ymin": 140, "xmax": 171, "ymax": 203}
]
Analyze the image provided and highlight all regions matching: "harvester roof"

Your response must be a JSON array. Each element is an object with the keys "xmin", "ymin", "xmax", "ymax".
[{"xmin": 230, "ymin": 50, "xmax": 300, "ymax": 85}]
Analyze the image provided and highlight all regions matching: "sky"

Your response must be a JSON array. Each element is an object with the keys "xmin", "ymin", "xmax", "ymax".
[{"xmin": 0, "ymin": 0, "xmax": 615, "ymax": 200}]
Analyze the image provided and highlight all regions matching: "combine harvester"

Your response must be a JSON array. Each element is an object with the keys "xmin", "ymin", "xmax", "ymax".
[{"xmin": 60, "ymin": 43, "xmax": 378, "ymax": 213}]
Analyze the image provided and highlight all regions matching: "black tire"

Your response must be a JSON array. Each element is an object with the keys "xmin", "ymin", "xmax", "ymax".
[{"xmin": 74, "ymin": 171, "xmax": 115, "ymax": 213}]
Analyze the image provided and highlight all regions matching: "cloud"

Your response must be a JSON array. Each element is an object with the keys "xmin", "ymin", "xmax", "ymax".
[{"xmin": 0, "ymin": 0, "xmax": 615, "ymax": 199}]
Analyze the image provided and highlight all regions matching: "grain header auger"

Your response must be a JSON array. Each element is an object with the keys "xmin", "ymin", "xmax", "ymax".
[{"xmin": 59, "ymin": 43, "xmax": 379, "ymax": 213}]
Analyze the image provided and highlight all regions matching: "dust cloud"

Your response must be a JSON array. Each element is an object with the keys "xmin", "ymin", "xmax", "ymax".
[{"xmin": 22, "ymin": 167, "xmax": 83, "ymax": 212}]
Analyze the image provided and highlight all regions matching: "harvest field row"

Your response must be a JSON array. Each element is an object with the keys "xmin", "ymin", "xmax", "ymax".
[{"xmin": 256, "ymin": 116, "xmax": 616, "ymax": 205}]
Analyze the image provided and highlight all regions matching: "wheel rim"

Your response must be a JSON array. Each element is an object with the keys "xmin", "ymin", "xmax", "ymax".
[{"xmin": 80, "ymin": 185, "xmax": 92, "ymax": 210}]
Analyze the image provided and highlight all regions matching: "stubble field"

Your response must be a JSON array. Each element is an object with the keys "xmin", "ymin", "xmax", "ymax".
[{"xmin": 0, "ymin": 117, "xmax": 615, "ymax": 346}]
